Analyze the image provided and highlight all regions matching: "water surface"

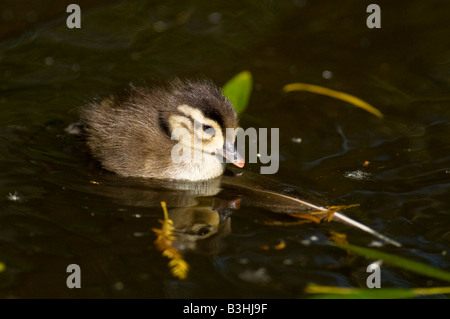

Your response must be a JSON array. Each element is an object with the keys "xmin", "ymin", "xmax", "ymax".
[{"xmin": 0, "ymin": 0, "xmax": 449, "ymax": 298}]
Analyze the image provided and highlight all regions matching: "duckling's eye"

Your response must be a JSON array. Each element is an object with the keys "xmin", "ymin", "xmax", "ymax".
[
  {"xmin": 202, "ymin": 124, "xmax": 215, "ymax": 136},
  {"xmin": 196, "ymin": 226, "xmax": 211, "ymax": 236}
]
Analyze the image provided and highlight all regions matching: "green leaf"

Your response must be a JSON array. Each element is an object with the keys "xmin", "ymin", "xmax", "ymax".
[
  {"xmin": 307, "ymin": 285, "xmax": 416, "ymax": 299},
  {"xmin": 306, "ymin": 284, "xmax": 450, "ymax": 299},
  {"xmin": 222, "ymin": 71, "xmax": 253, "ymax": 114},
  {"xmin": 305, "ymin": 242, "xmax": 450, "ymax": 299},
  {"xmin": 333, "ymin": 242, "xmax": 450, "ymax": 283}
]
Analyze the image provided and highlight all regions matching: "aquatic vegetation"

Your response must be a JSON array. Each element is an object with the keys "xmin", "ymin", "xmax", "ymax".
[
  {"xmin": 222, "ymin": 70, "xmax": 253, "ymax": 115},
  {"xmin": 283, "ymin": 82, "xmax": 383, "ymax": 118},
  {"xmin": 153, "ymin": 201, "xmax": 189, "ymax": 280},
  {"xmin": 305, "ymin": 239, "xmax": 450, "ymax": 299}
]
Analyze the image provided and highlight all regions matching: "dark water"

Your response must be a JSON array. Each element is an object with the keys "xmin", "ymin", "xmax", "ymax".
[{"xmin": 0, "ymin": 0, "xmax": 449, "ymax": 298}]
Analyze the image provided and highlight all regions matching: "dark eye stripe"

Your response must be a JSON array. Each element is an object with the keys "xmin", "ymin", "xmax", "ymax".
[
  {"xmin": 202, "ymin": 108, "xmax": 224, "ymax": 131},
  {"xmin": 158, "ymin": 112, "xmax": 171, "ymax": 137}
]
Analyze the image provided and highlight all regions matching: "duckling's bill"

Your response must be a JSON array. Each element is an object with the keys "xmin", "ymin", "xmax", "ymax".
[{"xmin": 218, "ymin": 141, "xmax": 245, "ymax": 168}]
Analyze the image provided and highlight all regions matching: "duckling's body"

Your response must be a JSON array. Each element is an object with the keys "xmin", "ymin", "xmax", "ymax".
[{"xmin": 81, "ymin": 79, "xmax": 243, "ymax": 181}]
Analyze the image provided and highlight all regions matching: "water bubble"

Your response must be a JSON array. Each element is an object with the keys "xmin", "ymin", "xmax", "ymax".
[
  {"xmin": 208, "ymin": 12, "xmax": 222, "ymax": 24},
  {"xmin": 45, "ymin": 57, "xmax": 54, "ymax": 66},
  {"xmin": 72, "ymin": 63, "xmax": 80, "ymax": 72},
  {"xmin": 322, "ymin": 70, "xmax": 333, "ymax": 79},
  {"xmin": 153, "ymin": 21, "xmax": 168, "ymax": 32},
  {"xmin": 282, "ymin": 259, "xmax": 294, "ymax": 265},
  {"xmin": 289, "ymin": 65, "xmax": 298, "ymax": 74},
  {"xmin": 291, "ymin": 137, "xmax": 302, "ymax": 144},
  {"xmin": 130, "ymin": 52, "xmax": 141, "ymax": 61},
  {"xmin": 344, "ymin": 170, "xmax": 372, "ymax": 180},
  {"xmin": 360, "ymin": 37, "xmax": 370, "ymax": 48},
  {"xmin": 113, "ymin": 281, "xmax": 124, "ymax": 290},
  {"xmin": 238, "ymin": 267, "xmax": 271, "ymax": 283},
  {"xmin": 368, "ymin": 240, "xmax": 384, "ymax": 247},
  {"xmin": 7, "ymin": 191, "xmax": 21, "ymax": 201}
]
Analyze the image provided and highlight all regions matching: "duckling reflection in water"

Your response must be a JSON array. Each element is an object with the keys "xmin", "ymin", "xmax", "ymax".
[
  {"xmin": 81, "ymin": 78, "xmax": 244, "ymax": 181},
  {"xmin": 168, "ymin": 204, "xmax": 234, "ymax": 254}
]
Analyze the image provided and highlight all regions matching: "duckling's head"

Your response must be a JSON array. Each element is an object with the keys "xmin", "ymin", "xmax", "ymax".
[
  {"xmin": 162, "ymin": 79, "xmax": 244, "ymax": 169},
  {"xmin": 82, "ymin": 78, "xmax": 244, "ymax": 181}
]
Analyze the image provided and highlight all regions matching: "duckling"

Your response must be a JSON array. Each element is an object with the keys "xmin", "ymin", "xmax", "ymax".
[{"xmin": 81, "ymin": 78, "xmax": 244, "ymax": 181}]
